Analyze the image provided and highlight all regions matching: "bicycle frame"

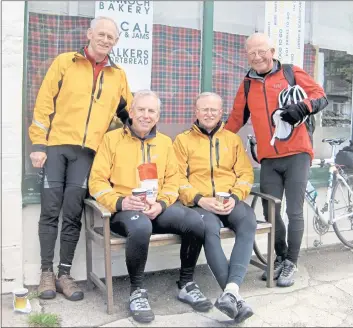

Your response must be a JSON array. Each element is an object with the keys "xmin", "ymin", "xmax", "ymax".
[{"xmin": 306, "ymin": 155, "xmax": 353, "ymax": 226}]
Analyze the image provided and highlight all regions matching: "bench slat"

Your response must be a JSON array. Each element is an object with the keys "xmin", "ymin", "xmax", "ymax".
[{"xmin": 93, "ymin": 222, "xmax": 272, "ymax": 247}]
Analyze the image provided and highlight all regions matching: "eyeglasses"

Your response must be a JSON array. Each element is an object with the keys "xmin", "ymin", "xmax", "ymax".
[
  {"xmin": 247, "ymin": 48, "xmax": 271, "ymax": 59},
  {"xmin": 197, "ymin": 108, "xmax": 221, "ymax": 115}
]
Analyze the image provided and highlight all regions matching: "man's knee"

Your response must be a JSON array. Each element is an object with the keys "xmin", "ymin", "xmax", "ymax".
[
  {"xmin": 127, "ymin": 214, "xmax": 153, "ymax": 242},
  {"xmin": 183, "ymin": 207, "xmax": 205, "ymax": 239},
  {"xmin": 62, "ymin": 186, "xmax": 87, "ymax": 218},
  {"xmin": 229, "ymin": 202, "xmax": 257, "ymax": 233}
]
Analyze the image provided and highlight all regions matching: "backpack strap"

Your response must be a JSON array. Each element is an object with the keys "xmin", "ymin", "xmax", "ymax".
[
  {"xmin": 282, "ymin": 63, "xmax": 296, "ymax": 86},
  {"xmin": 244, "ymin": 79, "xmax": 251, "ymax": 101}
]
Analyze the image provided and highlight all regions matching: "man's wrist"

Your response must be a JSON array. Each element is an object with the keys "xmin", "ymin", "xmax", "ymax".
[
  {"xmin": 193, "ymin": 194, "xmax": 203, "ymax": 206},
  {"xmin": 156, "ymin": 200, "xmax": 167, "ymax": 212},
  {"xmin": 116, "ymin": 197, "xmax": 125, "ymax": 212}
]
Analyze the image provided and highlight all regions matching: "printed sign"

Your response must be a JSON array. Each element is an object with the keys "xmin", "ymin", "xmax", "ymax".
[
  {"xmin": 265, "ymin": 1, "xmax": 305, "ymax": 67},
  {"xmin": 95, "ymin": 1, "xmax": 153, "ymax": 91}
]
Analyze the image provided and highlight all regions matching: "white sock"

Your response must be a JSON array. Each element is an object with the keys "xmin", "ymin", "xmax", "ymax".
[{"xmin": 224, "ymin": 282, "xmax": 239, "ymax": 296}]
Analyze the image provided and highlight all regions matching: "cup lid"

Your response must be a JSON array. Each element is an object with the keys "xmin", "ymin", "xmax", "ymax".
[
  {"xmin": 132, "ymin": 188, "xmax": 147, "ymax": 193},
  {"xmin": 216, "ymin": 192, "xmax": 230, "ymax": 197}
]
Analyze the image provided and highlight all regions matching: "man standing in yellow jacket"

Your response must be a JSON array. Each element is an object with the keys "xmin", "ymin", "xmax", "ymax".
[
  {"xmin": 89, "ymin": 90, "xmax": 212, "ymax": 323},
  {"xmin": 28, "ymin": 16, "xmax": 133, "ymax": 301},
  {"xmin": 173, "ymin": 92, "xmax": 257, "ymax": 324}
]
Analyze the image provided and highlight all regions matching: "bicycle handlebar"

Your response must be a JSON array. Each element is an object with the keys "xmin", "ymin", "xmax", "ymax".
[{"xmin": 246, "ymin": 134, "xmax": 346, "ymax": 167}]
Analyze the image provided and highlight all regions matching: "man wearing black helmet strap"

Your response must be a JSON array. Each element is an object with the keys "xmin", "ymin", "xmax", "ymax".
[{"xmin": 225, "ymin": 32, "xmax": 328, "ymax": 287}]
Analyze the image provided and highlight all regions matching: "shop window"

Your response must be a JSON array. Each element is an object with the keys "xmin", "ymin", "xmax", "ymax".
[{"xmin": 320, "ymin": 49, "xmax": 353, "ymax": 128}]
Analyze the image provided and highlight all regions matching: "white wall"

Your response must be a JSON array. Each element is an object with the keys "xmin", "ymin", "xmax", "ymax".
[{"xmin": 1, "ymin": 1, "xmax": 25, "ymax": 293}]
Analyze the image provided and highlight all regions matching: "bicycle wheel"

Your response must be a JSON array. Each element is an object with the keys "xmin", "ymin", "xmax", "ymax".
[
  {"xmin": 251, "ymin": 195, "xmax": 268, "ymax": 265},
  {"xmin": 331, "ymin": 175, "xmax": 353, "ymax": 249}
]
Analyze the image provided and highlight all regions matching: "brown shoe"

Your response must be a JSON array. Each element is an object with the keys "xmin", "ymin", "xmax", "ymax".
[
  {"xmin": 55, "ymin": 275, "xmax": 84, "ymax": 301},
  {"xmin": 38, "ymin": 270, "xmax": 56, "ymax": 299}
]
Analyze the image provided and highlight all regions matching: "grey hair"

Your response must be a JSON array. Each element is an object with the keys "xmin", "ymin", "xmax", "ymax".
[
  {"xmin": 90, "ymin": 16, "xmax": 119, "ymax": 36},
  {"xmin": 195, "ymin": 92, "xmax": 223, "ymax": 108},
  {"xmin": 132, "ymin": 90, "xmax": 162, "ymax": 111},
  {"xmin": 245, "ymin": 32, "xmax": 274, "ymax": 50}
]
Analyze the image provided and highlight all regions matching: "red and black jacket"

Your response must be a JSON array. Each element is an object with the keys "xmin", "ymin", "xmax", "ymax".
[{"xmin": 225, "ymin": 60, "xmax": 328, "ymax": 161}]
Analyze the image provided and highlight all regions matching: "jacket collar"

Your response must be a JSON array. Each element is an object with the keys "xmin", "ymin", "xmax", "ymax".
[
  {"xmin": 74, "ymin": 47, "xmax": 119, "ymax": 69},
  {"xmin": 123, "ymin": 119, "xmax": 157, "ymax": 141},
  {"xmin": 192, "ymin": 120, "xmax": 223, "ymax": 137},
  {"xmin": 247, "ymin": 59, "xmax": 281, "ymax": 79}
]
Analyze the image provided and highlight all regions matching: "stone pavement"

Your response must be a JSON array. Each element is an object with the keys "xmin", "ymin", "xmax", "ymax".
[{"xmin": 2, "ymin": 244, "xmax": 353, "ymax": 327}]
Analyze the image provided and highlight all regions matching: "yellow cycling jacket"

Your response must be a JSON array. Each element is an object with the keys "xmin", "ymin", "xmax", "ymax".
[
  {"xmin": 173, "ymin": 121, "xmax": 254, "ymax": 207},
  {"xmin": 89, "ymin": 124, "xmax": 180, "ymax": 213},
  {"xmin": 29, "ymin": 48, "xmax": 133, "ymax": 153}
]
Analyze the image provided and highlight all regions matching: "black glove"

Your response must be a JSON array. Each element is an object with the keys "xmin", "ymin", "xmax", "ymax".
[{"xmin": 280, "ymin": 102, "xmax": 309, "ymax": 125}]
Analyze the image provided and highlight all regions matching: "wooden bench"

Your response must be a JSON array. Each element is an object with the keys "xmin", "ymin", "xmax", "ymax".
[{"xmin": 84, "ymin": 191, "xmax": 280, "ymax": 314}]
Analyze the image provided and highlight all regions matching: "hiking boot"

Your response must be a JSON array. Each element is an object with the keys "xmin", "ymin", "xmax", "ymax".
[
  {"xmin": 55, "ymin": 275, "xmax": 84, "ymax": 301},
  {"xmin": 234, "ymin": 299, "xmax": 254, "ymax": 324},
  {"xmin": 129, "ymin": 288, "xmax": 155, "ymax": 323},
  {"xmin": 214, "ymin": 291, "xmax": 238, "ymax": 319},
  {"xmin": 277, "ymin": 259, "xmax": 297, "ymax": 287},
  {"xmin": 38, "ymin": 270, "xmax": 56, "ymax": 299},
  {"xmin": 261, "ymin": 256, "xmax": 284, "ymax": 281},
  {"xmin": 177, "ymin": 282, "xmax": 213, "ymax": 312}
]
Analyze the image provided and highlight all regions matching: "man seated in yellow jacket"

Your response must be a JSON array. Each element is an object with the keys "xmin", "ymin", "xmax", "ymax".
[
  {"xmin": 28, "ymin": 16, "xmax": 133, "ymax": 302},
  {"xmin": 173, "ymin": 92, "xmax": 257, "ymax": 324},
  {"xmin": 89, "ymin": 90, "xmax": 212, "ymax": 323}
]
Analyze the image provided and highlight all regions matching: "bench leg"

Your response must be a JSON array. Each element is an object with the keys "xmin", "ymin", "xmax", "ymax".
[
  {"xmin": 266, "ymin": 202, "xmax": 275, "ymax": 288},
  {"xmin": 103, "ymin": 219, "xmax": 114, "ymax": 314},
  {"xmin": 85, "ymin": 208, "xmax": 94, "ymax": 291},
  {"xmin": 86, "ymin": 237, "xmax": 94, "ymax": 291}
]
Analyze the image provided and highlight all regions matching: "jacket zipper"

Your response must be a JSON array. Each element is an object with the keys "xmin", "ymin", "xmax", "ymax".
[
  {"xmin": 215, "ymin": 138, "xmax": 220, "ymax": 168},
  {"xmin": 209, "ymin": 136, "xmax": 216, "ymax": 196},
  {"xmin": 141, "ymin": 141, "xmax": 145, "ymax": 163},
  {"xmin": 262, "ymin": 80, "xmax": 279, "ymax": 154},
  {"xmin": 82, "ymin": 67, "xmax": 97, "ymax": 148},
  {"xmin": 97, "ymin": 71, "xmax": 104, "ymax": 100}
]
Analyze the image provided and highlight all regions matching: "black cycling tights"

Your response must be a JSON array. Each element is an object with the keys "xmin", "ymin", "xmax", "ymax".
[{"xmin": 260, "ymin": 152, "xmax": 311, "ymax": 264}]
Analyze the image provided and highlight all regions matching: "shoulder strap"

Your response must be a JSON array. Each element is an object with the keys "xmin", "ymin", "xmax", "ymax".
[
  {"xmin": 282, "ymin": 64, "xmax": 296, "ymax": 86},
  {"xmin": 244, "ymin": 79, "xmax": 251, "ymax": 101}
]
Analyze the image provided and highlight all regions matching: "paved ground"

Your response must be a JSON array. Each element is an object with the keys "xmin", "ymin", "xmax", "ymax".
[{"xmin": 2, "ymin": 244, "xmax": 353, "ymax": 327}]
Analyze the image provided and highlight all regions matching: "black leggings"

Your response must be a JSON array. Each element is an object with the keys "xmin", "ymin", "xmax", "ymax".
[
  {"xmin": 193, "ymin": 202, "xmax": 257, "ymax": 290},
  {"xmin": 110, "ymin": 202, "xmax": 205, "ymax": 292},
  {"xmin": 38, "ymin": 145, "xmax": 94, "ymax": 272},
  {"xmin": 260, "ymin": 153, "xmax": 311, "ymax": 264}
]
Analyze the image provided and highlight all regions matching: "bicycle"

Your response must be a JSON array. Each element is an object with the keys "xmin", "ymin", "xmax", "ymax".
[{"xmin": 246, "ymin": 135, "xmax": 353, "ymax": 265}]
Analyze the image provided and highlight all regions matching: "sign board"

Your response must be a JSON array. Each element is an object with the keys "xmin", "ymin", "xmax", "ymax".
[
  {"xmin": 265, "ymin": 1, "xmax": 305, "ymax": 67},
  {"xmin": 95, "ymin": 1, "xmax": 153, "ymax": 91}
]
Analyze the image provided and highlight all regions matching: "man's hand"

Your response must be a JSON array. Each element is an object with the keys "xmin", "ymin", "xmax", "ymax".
[
  {"xmin": 222, "ymin": 197, "xmax": 236, "ymax": 215},
  {"xmin": 198, "ymin": 197, "xmax": 230, "ymax": 215},
  {"xmin": 30, "ymin": 151, "xmax": 47, "ymax": 168},
  {"xmin": 122, "ymin": 196, "xmax": 146, "ymax": 211},
  {"xmin": 143, "ymin": 202, "xmax": 163, "ymax": 220},
  {"xmin": 280, "ymin": 102, "xmax": 309, "ymax": 125}
]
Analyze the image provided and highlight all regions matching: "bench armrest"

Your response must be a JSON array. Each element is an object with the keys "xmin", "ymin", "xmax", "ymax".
[
  {"xmin": 84, "ymin": 198, "xmax": 112, "ymax": 219},
  {"xmin": 250, "ymin": 191, "xmax": 281, "ymax": 205}
]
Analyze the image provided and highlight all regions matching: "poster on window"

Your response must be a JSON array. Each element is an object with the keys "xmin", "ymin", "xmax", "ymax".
[
  {"xmin": 95, "ymin": 1, "xmax": 153, "ymax": 91},
  {"xmin": 265, "ymin": 1, "xmax": 305, "ymax": 68}
]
